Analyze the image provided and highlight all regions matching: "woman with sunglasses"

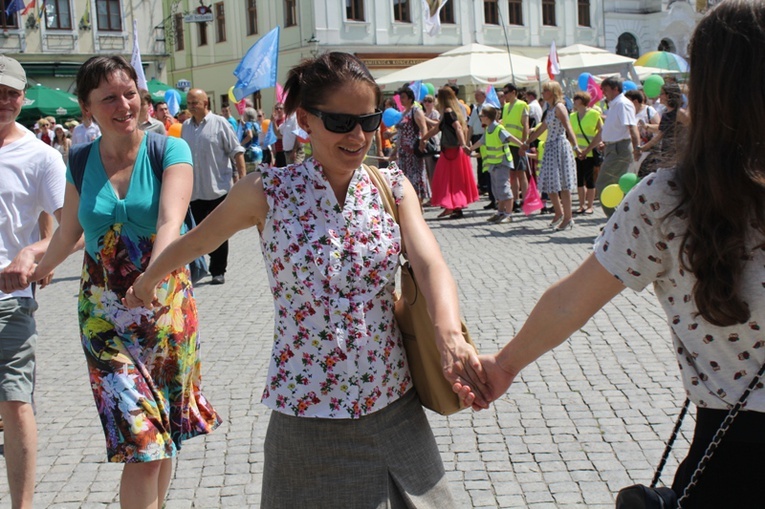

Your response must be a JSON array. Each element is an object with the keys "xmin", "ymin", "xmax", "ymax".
[{"xmin": 124, "ymin": 51, "xmax": 487, "ymax": 508}]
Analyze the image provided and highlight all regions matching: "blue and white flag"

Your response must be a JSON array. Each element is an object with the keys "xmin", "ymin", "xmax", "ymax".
[
  {"xmin": 131, "ymin": 20, "xmax": 148, "ymax": 91},
  {"xmin": 262, "ymin": 121, "xmax": 277, "ymax": 147},
  {"xmin": 484, "ymin": 86, "xmax": 501, "ymax": 108},
  {"xmin": 5, "ymin": 0, "xmax": 24, "ymax": 17},
  {"xmin": 409, "ymin": 80, "xmax": 424, "ymax": 102},
  {"xmin": 232, "ymin": 26, "xmax": 280, "ymax": 102}
]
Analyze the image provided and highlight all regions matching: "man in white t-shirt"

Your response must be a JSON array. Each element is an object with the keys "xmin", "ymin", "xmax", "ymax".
[
  {"xmin": 581, "ymin": 77, "xmax": 640, "ymax": 217},
  {"xmin": 70, "ymin": 113, "xmax": 101, "ymax": 146},
  {"xmin": 0, "ymin": 55, "xmax": 67, "ymax": 509}
]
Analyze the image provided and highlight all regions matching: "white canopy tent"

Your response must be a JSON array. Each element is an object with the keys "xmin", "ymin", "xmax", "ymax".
[
  {"xmin": 539, "ymin": 44, "xmax": 641, "ymax": 88},
  {"xmin": 376, "ymin": 43, "xmax": 541, "ymax": 91}
]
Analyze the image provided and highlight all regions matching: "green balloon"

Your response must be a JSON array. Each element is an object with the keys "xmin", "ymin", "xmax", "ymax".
[
  {"xmin": 618, "ymin": 172, "xmax": 639, "ymax": 193},
  {"xmin": 643, "ymin": 75, "xmax": 665, "ymax": 99},
  {"xmin": 425, "ymin": 83, "xmax": 435, "ymax": 96}
]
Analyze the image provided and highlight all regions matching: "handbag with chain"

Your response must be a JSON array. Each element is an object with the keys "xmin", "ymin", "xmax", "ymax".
[
  {"xmin": 365, "ymin": 164, "xmax": 476, "ymax": 415},
  {"xmin": 574, "ymin": 112, "xmax": 604, "ymax": 166},
  {"xmin": 616, "ymin": 359, "xmax": 765, "ymax": 508}
]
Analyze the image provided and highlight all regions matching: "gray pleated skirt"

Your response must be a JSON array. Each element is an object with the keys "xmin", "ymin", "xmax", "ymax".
[{"xmin": 261, "ymin": 390, "xmax": 456, "ymax": 509}]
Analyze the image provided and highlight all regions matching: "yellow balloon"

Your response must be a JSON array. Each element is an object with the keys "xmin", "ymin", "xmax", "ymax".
[
  {"xmin": 228, "ymin": 86, "xmax": 237, "ymax": 104},
  {"xmin": 167, "ymin": 123, "xmax": 182, "ymax": 138},
  {"xmin": 601, "ymin": 184, "xmax": 625, "ymax": 209},
  {"xmin": 261, "ymin": 119, "xmax": 270, "ymax": 132}
]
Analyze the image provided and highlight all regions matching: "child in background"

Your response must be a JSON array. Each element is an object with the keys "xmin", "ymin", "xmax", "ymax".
[{"xmin": 467, "ymin": 105, "xmax": 522, "ymax": 224}]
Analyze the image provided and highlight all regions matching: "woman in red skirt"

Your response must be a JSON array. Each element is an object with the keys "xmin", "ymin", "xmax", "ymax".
[{"xmin": 420, "ymin": 87, "xmax": 478, "ymax": 219}]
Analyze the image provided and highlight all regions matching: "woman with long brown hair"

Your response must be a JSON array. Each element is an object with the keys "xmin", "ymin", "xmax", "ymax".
[
  {"xmin": 420, "ymin": 87, "xmax": 478, "ymax": 219},
  {"xmin": 458, "ymin": 1, "xmax": 765, "ymax": 506}
]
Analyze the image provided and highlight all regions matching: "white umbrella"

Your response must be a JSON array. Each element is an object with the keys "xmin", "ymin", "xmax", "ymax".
[
  {"xmin": 538, "ymin": 44, "xmax": 641, "ymax": 85},
  {"xmin": 376, "ymin": 43, "xmax": 541, "ymax": 90}
]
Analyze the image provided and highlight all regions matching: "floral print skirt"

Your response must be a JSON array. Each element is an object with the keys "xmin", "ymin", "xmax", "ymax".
[{"xmin": 78, "ymin": 225, "xmax": 221, "ymax": 463}]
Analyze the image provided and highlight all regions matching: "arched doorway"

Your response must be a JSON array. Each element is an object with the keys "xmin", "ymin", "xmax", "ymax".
[
  {"xmin": 616, "ymin": 32, "xmax": 640, "ymax": 59},
  {"xmin": 658, "ymin": 38, "xmax": 677, "ymax": 53}
]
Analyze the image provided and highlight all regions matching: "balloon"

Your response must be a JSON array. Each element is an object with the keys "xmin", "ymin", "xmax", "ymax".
[
  {"xmin": 228, "ymin": 86, "xmax": 238, "ymax": 104},
  {"xmin": 417, "ymin": 86, "xmax": 428, "ymax": 102},
  {"xmin": 382, "ymin": 107, "xmax": 403, "ymax": 127},
  {"xmin": 578, "ymin": 72, "xmax": 592, "ymax": 91},
  {"xmin": 425, "ymin": 83, "xmax": 435, "ymax": 96},
  {"xmin": 247, "ymin": 145, "xmax": 263, "ymax": 164},
  {"xmin": 618, "ymin": 173, "xmax": 639, "ymax": 193},
  {"xmin": 261, "ymin": 119, "xmax": 270, "ymax": 133},
  {"xmin": 623, "ymin": 80, "xmax": 638, "ymax": 92},
  {"xmin": 644, "ymin": 75, "xmax": 665, "ymax": 99},
  {"xmin": 167, "ymin": 123, "xmax": 182, "ymax": 138},
  {"xmin": 601, "ymin": 184, "xmax": 625, "ymax": 209}
]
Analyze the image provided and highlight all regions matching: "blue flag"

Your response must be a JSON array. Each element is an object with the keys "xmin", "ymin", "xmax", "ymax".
[
  {"xmin": 484, "ymin": 86, "xmax": 501, "ymax": 108},
  {"xmin": 409, "ymin": 80, "xmax": 424, "ymax": 102},
  {"xmin": 5, "ymin": 0, "xmax": 24, "ymax": 17},
  {"xmin": 262, "ymin": 121, "xmax": 277, "ymax": 147},
  {"xmin": 232, "ymin": 26, "xmax": 280, "ymax": 102}
]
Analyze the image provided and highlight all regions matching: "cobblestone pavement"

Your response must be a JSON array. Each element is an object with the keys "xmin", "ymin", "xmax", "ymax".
[{"xmin": 0, "ymin": 196, "xmax": 693, "ymax": 508}]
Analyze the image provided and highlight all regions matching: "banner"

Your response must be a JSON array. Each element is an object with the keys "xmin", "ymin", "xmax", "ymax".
[
  {"xmin": 232, "ymin": 26, "xmax": 280, "ymax": 102},
  {"xmin": 131, "ymin": 20, "xmax": 148, "ymax": 92}
]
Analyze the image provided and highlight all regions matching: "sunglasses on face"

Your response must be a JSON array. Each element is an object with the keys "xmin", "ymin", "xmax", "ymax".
[{"xmin": 304, "ymin": 107, "xmax": 382, "ymax": 134}]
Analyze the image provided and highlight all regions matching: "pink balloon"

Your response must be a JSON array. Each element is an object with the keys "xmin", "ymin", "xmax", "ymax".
[{"xmin": 392, "ymin": 94, "xmax": 404, "ymax": 112}]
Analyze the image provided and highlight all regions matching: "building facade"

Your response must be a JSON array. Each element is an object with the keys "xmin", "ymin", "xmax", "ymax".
[{"xmin": 0, "ymin": 0, "xmax": 169, "ymax": 93}]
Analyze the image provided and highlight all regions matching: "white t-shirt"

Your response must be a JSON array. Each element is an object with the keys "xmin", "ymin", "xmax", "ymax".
[
  {"xmin": 601, "ymin": 93, "xmax": 637, "ymax": 143},
  {"xmin": 528, "ymin": 100, "xmax": 544, "ymax": 127},
  {"xmin": 279, "ymin": 113, "xmax": 299, "ymax": 151},
  {"xmin": 594, "ymin": 169, "xmax": 765, "ymax": 411},
  {"xmin": 71, "ymin": 122, "xmax": 101, "ymax": 146},
  {"xmin": 0, "ymin": 125, "xmax": 67, "ymax": 300}
]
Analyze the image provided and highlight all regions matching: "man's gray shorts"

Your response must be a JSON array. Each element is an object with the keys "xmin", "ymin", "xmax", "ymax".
[{"xmin": 0, "ymin": 297, "xmax": 38, "ymax": 404}]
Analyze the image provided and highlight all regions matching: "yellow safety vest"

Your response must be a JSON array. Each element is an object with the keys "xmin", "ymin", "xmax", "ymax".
[
  {"xmin": 569, "ymin": 109, "xmax": 601, "ymax": 158},
  {"xmin": 481, "ymin": 125, "xmax": 512, "ymax": 172},
  {"xmin": 537, "ymin": 130, "xmax": 548, "ymax": 164},
  {"xmin": 501, "ymin": 100, "xmax": 528, "ymax": 147}
]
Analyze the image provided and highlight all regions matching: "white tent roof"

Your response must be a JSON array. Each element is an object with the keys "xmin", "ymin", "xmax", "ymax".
[
  {"xmin": 376, "ymin": 43, "xmax": 541, "ymax": 90},
  {"xmin": 538, "ymin": 44, "xmax": 641, "ymax": 85}
]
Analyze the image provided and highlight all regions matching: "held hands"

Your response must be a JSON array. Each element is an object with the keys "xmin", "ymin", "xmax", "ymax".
[
  {"xmin": 441, "ymin": 338, "xmax": 491, "ymax": 410},
  {"xmin": 0, "ymin": 249, "xmax": 44, "ymax": 293},
  {"xmin": 452, "ymin": 353, "xmax": 518, "ymax": 410},
  {"xmin": 122, "ymin": 273, "xmax": 159, "ymax": 309}
]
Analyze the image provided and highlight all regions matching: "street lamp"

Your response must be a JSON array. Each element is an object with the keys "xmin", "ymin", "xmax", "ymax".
[{"xmin": 306, "ymin": 34, "xmax": 319, "ymax": 57}]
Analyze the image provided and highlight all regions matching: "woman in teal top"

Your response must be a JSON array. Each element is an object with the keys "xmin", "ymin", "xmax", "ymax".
[{"xmin": 33, "ymin": 56, "xmax": 220, "ymax": 509}]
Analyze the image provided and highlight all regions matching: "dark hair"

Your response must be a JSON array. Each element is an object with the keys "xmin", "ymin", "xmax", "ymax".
[
  {"xmin": 573, "ymin": 91, "xmax": 591, "ymax": 105},
  {"xmin": 624, "ymin": 89, "xmax": 645, "ymax": 104},
  {"xmin": 526, "ymin": 90, "xmax": 537, "ymax": 99},
  {"xmin": 503, "ymin": 83, "xmax": 519, "ymax": 94},
  {"xmin": 448, "ymin": 84, "xmax": 460, "ymax": 96},
  {"xmin": 396, "ymin": 86, "xmax": 415, "ymax": 102},
  {"xmin": 600, "ymin": 77, "xmax": 623, "ymax": 93},
  {"xmin": 155, "ymin": 101, "xmax": 167, "ymax": 107},
  {"xmin": 662, "ymin": 83, "xmax": 682, "ymax": 110},
  {"xmin": 676, "ymin": 0, "xmax": 765, "ymax": 326},
  {"xmin": 75, "ymin": 55, "xmax": 138, "ymax": 105},
  {"xmin": 283, "ymin": 52, "xmax": 380, "ymax": 115}
]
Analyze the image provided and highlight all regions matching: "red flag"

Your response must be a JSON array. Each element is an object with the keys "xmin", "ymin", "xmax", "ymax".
[
  {"xmin": 21, "ymin": 0, "xmax": 35, "ymax": 15},
  {"xmin": 547, "ymin": 41, "xmax": 560, "ymax": 80}
]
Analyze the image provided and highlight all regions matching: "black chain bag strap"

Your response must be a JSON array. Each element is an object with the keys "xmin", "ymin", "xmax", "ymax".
[
  {"xmin": 574, "ymin": 113, "xmax": 604, "ymax": 166},
  {"xmin": 615, "ymin": 360, "xmax": 765, "ymax": 509}
]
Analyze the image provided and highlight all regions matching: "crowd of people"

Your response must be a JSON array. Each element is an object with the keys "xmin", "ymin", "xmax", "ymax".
[{"xmin": 0, "ymin": 1, "xmax": 762, "ymax": 508}]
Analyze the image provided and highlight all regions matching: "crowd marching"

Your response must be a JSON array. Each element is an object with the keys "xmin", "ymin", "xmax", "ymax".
[{"xmin": 0, "ymin": 1, "xmax": 764, "ymax": 508}]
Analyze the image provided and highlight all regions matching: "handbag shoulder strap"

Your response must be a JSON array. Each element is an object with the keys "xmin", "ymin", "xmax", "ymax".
[
  {"xmin": 574, "ymin": 112, "xmax": 592, "ymax": 146},
  {"xmin": 363, "ymin": 163, "xmax": 407, "ymax": 255}
]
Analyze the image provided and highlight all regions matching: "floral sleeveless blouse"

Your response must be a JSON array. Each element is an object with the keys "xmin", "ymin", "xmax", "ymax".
[{"xmin": 259, "ymin": 159, "xmax": 413, "ymax": 418}]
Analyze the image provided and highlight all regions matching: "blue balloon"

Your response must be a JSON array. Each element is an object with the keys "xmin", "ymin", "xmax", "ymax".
[
  {"xmin": 578, "ymin": 72, "xmax": 592, "ymax": 91},
  {"xmin": 623, "ymin": 80, "xmax": 638, "ymax": 91},
  {"xmin": 247, "ymin": 145, "xmax": 263, "ymax": 164},
  {"xmin": 382, "ymin": 107, "xmax": 403, "ymax": 127}
]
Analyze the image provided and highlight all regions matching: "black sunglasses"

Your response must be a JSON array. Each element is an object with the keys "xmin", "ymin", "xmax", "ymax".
[{"xmin": 304, "ymin": 107, "xmax": 382, "ymax": 133}]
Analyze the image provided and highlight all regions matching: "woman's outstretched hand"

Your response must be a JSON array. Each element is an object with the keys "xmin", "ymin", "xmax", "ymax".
[
  {"xmin": 122, "ymin": 273, "xmax": 157, "ymax": 309},
  {"xmin": 452, "ymin": 353, "xmax": 518, "ymax": 410},
  {"xmin": 442, "ymin": 340, "xmax": 492, "ymax": 410}
]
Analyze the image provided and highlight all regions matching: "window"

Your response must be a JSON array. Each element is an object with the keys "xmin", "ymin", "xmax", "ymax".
[
  {"xmin": 483, "ymin": 0, "xmax": 499, "ymax": 25},
  {"xmin": 346, "ymin": 0, "xmax": 364, "ymax": 21},
  {"xmin": 616, "ymin": 32, "xmax": 639, "ymax": 59},
  {"xmin": 393, "ymin": 0, "xmax": 410, "ymax": 22},
  {"xmin": 577, "ymin": 0, "xmax": 590, "ymax": 27},
  {"xmin": 246, "ymin": 0, "xmax": 258, "ymax": 35},
  {"xmin": 508, "ymin": 0, "xmax": 523, "ymax": 25},
  {"xmin": 215, "ymin": 2, "xmax": 225, "ymax": 42},
  {"xmin": 439, "ymin": 1, "xmax": 454, "ymax": 24},
  {"xmin": 542, "ymin": 0, "xmax": 556, "ymax": 26},
  {"xmin": 0, "ymin": 0, "xmax": 20, "ymax": 29},
  {"xmin": 174, "ymin": 13, "xmax": 184, "ymax": 51},
  {"xmin": 45, "ymin": 0, "xmax": 72, "ymax": 30},
  {"xmin": 198, "ymin": 21, "xmax": 208, "ymax": 46},
  {"xmin": 284, "ymin": 0, "xmax": 297, "ymax": 27},
  {"xmin": 96, "ymin": 0, "xmax": 122, "ymax": 31}
]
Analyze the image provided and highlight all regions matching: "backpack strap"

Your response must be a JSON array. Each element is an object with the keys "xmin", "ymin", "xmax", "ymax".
[
  {"xmin": 68, "ymin": 141, "xmax": 95, "ymax": 194},
  {"xmin": 145, "ymin": 131, "xmax": 168, "ymax": 183}
]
